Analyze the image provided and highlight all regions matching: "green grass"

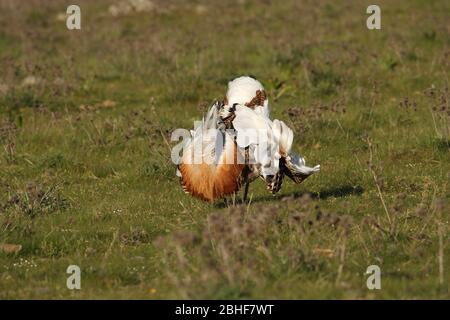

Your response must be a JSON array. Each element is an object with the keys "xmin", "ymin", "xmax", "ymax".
[{"xmin": 0, "ymin": 0, "xmax": 449, "ymax": 299}]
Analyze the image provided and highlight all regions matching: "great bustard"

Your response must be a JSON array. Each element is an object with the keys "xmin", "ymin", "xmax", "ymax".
[{"xmin": 177, "ymin": 76, "xmax": 320, "ymax": 202}]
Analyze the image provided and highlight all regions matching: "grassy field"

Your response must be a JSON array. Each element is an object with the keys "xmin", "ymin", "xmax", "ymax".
[{"xmin": 0, "ymin": 0, "xmax": 449, "ymax": 299}]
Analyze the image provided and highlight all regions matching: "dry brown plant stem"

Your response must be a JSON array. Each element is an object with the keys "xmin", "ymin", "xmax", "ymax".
[{"xmin": 366, "ymin": 138, "xmax": 392, "ymax": 227}]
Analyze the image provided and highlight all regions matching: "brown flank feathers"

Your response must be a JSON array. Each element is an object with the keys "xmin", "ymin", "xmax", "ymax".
[
  {"xmin": 179, "ymin": 89, "xmax": 265, "ymax": 201},
  {"xmin": 179, "ymin": 138, "xmax": 244, "ymax": 201}
]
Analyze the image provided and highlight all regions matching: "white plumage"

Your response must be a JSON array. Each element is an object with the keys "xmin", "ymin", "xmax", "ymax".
[
  {"xmin": 226, "ymin": 76, "xmax": 270, "ymax": 118},
  {"xmin": 177, "ymin": 76, "xmax": 320, "ymax": 201}
]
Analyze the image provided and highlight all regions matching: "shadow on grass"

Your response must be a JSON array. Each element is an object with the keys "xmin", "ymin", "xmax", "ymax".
[
  {"xmin": 435, "ymin": 138, "xmax": 450, "ymax": 152},
  {"xmin": 253, "ymin": 184, "xmax": 364, "ymax": 203},
  {"xmin": 215, "ymin": 184, "xmax": 364, "ymax": 208}
]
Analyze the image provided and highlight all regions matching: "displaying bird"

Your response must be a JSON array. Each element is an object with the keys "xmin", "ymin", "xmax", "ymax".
[{"xmin": 177, "ymin": 76, "xmax": 320, "ymax": 202}]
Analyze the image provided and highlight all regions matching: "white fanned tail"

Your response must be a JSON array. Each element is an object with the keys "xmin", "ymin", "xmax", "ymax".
[{"xmin": 287, "ymin": 154, "xmax": 321, "ymax": 175}]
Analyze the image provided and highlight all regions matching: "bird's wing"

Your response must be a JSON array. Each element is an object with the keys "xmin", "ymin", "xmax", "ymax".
[
  {"xmin": 227, "ymin": 102, "xmax": 320, "ymax": 183},
  {"xmin": 182, "ymin": 101, "xmax": 223, "ymax": 165},
  {"xmin": 272, "ymin": 119, "xmax": 293, "ymax": 156},
  {"xmin": 232, "ymin": 104, "xmax": 272, "ymax": 148},
  {"xmin": 282, "ymin": 153, "xmax": 320, "ymax": 184}
]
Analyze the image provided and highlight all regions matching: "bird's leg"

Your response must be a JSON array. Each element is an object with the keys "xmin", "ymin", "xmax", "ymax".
[
  {"xmin": 242, "ymin": 181, "xmax": 250, "ymax": 203},
  {"xmin": 265, "ymin": 171, "xmax": 285, "ymax": 194},
  {"xmin": 241, "ymin": 149, "xmax": 251, "ymax": 204}
]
